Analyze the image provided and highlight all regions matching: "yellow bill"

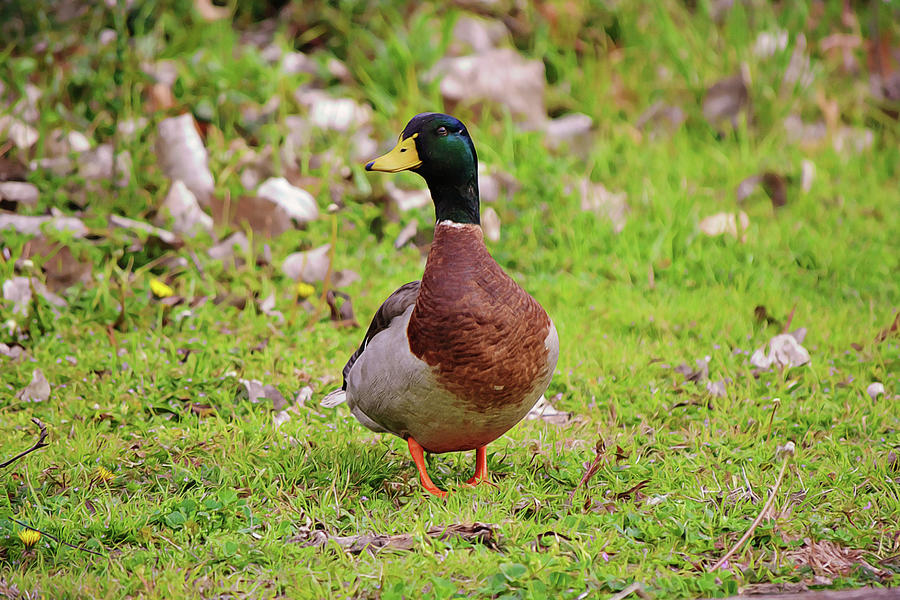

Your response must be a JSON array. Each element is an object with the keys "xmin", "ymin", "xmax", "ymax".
[{"xmin": 365, "ymin": 133, "xmax": 421, "ymax": 172}]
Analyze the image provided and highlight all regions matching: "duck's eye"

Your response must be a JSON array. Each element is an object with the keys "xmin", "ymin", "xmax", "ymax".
[{"xmin": 435, "ymin": 126, "xmax": 449, "ymax": 137}]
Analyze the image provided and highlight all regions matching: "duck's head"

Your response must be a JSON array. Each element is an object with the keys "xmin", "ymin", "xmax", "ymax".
[{"xmin": 366, "ymin": 113, "xmax": 480, "ymax": 225}]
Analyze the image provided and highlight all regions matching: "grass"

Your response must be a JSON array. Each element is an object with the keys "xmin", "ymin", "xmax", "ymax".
[{"xmin": 1, "ymin": 0, "xmax": 899, "ymax": 598}]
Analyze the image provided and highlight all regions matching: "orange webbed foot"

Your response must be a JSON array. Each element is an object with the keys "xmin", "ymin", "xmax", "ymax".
[
  {"xmin": 464, "ymin": 446, "xmax": 494, "ymax": 486},
  {"xmin": 407, "ymin": 437, "xmax": 448, "ymax": 498}
]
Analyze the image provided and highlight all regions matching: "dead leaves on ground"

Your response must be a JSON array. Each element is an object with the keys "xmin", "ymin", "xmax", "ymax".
[
  {"xmin": 786, "ymin": 538, "xmax": 888, "ymax": 580},
  {"xmin": 290, "ymin": 522, "xmax": 499, "ymax": 554}
]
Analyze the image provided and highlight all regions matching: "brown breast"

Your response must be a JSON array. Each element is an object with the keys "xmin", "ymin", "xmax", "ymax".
[{"xmin": 407, "ymin": 222, "xmax": 551, "ymax": 410}]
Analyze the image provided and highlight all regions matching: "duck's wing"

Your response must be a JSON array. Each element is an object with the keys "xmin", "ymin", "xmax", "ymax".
[{"xmin": 321, "ymin": 280, "xmax": 420, "ymax": 407}]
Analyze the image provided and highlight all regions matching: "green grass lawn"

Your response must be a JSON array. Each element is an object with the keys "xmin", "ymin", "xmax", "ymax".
[{"xmin": 1, "ymin": 1, "xmax": 898, "ymax": 598}]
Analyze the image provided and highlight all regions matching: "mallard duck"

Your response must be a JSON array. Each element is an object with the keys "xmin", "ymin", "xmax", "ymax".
[{"xmin": 323, "ymin": 113, "xmax": 559, "ymax": 497}]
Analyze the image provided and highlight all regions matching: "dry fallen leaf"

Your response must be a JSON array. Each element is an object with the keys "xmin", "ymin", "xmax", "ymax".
[
  {"xmin": 786, "ymin": 538, "xmax": 886, "ymax": 578},
  {"xmin": 0, "ymin": 115, "xmax": 39, "ymax": 149},
  {"xmin": 698, "ymin": 211, "xmax": 749, "ymax": 241},
  {"xmin": 394, "ymin": 219, "xmax": 419, "ymax": 250},
  {"xmin": 256, "ymin": 177, "xmax": 319, "ymax": 224},
  {"xmin": 635, "ymin": 101, "xmax": 686, "ymax": 139},
  {"xmin": 750, "ymin": 331, "xmax": 810, "ymax": 369},
  {"xmin": 16, "ymin": 369, "xmax": 51, "ymax": 403},
  {"xmin": 156, "ymin": 114, "xmax": 215, "ymax": 203},
  {"xmin": 736, "ymin": 172, "xmax": 788, "ymax": 208},
  {"xmin": 0, "ymin": 214, "xmax": 88, "ymax": 238},
  {"xmin": 156, "ymin": 180, "xmax": 214, "ymax": 237},
  {"xmin": 481, "ymin": 207, "xmax": 501, "ymax": 242},
  {"xmin": 450, "ymin": 15, "xmax": 509, "ymax": 56},
  {"xmin": 674, "ymin": 357, "xmax": 709, "ymax": 383},
  {"xmin": 295, "ymin": 90, "xmax": 372, "ymax": 132},
  {"xmin": 210, "ymin": 195, "xmax": 292, "ymax": 238},
  {"xmin": 283, "ymin": 244, "xmax": 331, "ymax": 283},
  {"xmin": 290, "ymin": 522, "xmax": 498, "ymax": 554},
  {"xmin": 3, "ymin": 276, "xmax": 67, "ymax": 315},
  {"xmin": 326, "ymin": 290, "xmax": 359, "ymax": 327},
  {"xmin": 576, "ymin": 179, "xmax": 629, "ymax": 233},
  {"xmin": 0, "ymin": 342, "xmax": 27, "ymax": 360},
  {"xmin": 0, "ymin": 181, "xmax": 39, "ymax": 210},
  {"xmin": 384, "ymin": 181, "xmax": 431, "ymax": 213},
  {"xmin": 208, "ymin": 232, "xmax": 250, "ymax": 261},
  {"xmin": 543, "ymin": 113, "xmax": 593, "ymax": 155},
  {"xmin": 702, "ymin": 67, "xmax": 750, "ymax": 129},
  {"xmin": 237, "ymin": 378, "xmax": 265, "ymax": 403},
  {"xmin": 526, "ymin": 394, "xmax": 572, "ymax": 426},
  {"xmin": 783, "ymin": 114, "xmax": 827, "ymax": 147},
  {"xmin": 258, "ymin": 293, "xmax": 284, "ymax": 323},
  {"xmin": 108, "ymin": 215, "xmax": 180, "ymax": 248},
  {"xmin": 22, "ymin": 239, "xmax": 92, "ymax": 292},
  {"xmin": 866, "ymin": 382, "xmax": 885, "ymax": 400},
  {"xmin": 875, "ymin": 311, "xmax": 899, "ymax": 343},
  {"xmin": 431, "ymin": 48, "xmax": 546, "ymax": 126},
  {"xmin": 264, "ymin": 384, "xmax": 288, "ymax": 412}
]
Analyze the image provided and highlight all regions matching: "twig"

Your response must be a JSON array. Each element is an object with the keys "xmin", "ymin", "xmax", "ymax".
[
  {"xmin": 608, "ymin": 582, "xmax": 651, "ymax": 600},
  {"xmin": 568, "ymin": 438, "xmax": 606, "ymax": 504},
  {"xmin": 708, "ymin": 442, "xmax": 795, "ymax": 572},
  {"xmin": 781, "ymin": 305, "xmax": 796, "ymax": 334},
  {"xmin": 9, "ymin": 517, "xmax": 105, "ymax": 556},
  {"xmin": 0, "ymin": 418, "xmax": 49, "ymax": 469}
]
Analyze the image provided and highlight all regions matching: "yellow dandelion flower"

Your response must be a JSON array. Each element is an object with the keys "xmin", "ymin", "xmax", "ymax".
[
  {"xmin": 96, "ymin": 466, "xmax": 115, "ymax": 482},
  {"xmin": 150, "ymin": 278, "xmax": 175, "ymax": 298},
  {"xmin": 18, "ymin": 529, "xmax": 41, "ymax": 548},
  {"xmin": 296, "ymin": 282, "xmax": 315, "ymax": 299}
]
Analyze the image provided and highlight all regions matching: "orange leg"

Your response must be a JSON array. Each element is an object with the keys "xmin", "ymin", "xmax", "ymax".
[
  {"xmin": 407, "ymin": 437, "xmax": 447, "ymax": 498},
  {"xmin": 465, "ymin": 446, "xmax": 489, "ymax": 485}
]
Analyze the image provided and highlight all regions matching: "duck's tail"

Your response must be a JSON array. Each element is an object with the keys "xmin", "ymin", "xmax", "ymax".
[{"xmin": 320, "ymin": 389, "xmax": 347, "ymax": 408}]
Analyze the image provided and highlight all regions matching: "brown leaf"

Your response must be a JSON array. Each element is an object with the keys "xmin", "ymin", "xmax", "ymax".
[
  {"xmin": 3, "ymin": 276, "xmax": 67, "ymax": 315},
  {"xmin": 570, "ymin": 438, "xmax": 606, "ymax": 500},
  {"xmin": 326, "ymin": 290, "xmax": 358, "ymax": 327},
  {"xmin": 22, "ymin": 238, "xmax": 92, "ymax": 292},
  {"xmin": 210, "ymin": 195, "xmax": 292, "ymax": 238},
  {"xmin": 736, "ymin": 172, "xmax": 788, "ymax": 208},
  {"xmin": 636, "ymin": 101, "xmax": 686, "ymax": 139},
  {"xmin": 786, "ymin": 538, "xmax": 886, "ymax": 578},
  {"xmin": 294, "ymin": 90, "xmax": 373, "ymax": 133},
  {"xmin": 702, "ymin": 68, "xmax": 750, "ymax": 129},
  {"xmin": 0, "ymin": 181, "xmax": 39, "ymax": 211},
  {"xmin": 290, "ymin": 522, "xmax": 498, "ymax": 554},
  {"xmin": 108, "ymin": 215, "xmax": 180, "ymax": 248},
  {"xmin": 750, "ymin": 332, "xmax": 810, "ymax": 369},
  {"xmin": 283, "ymin": 244, "xmax": 331, "ymax": 283},
  {"xmin": 146, "ymin": 82, "xmax": 176, "ymax": 113},
  {"xmin": 525, "ymin": 394, "xmax": 572, "ymax": 426},
  {"xmin": 0, "ymin": 214, "xmax": 88, "ymax": 238},
  {"xmin": 190, "ymin": 403, "xmax": 216, "ymax": 417},
  {"xmin": 575, "ymin": 179, "xmax": 629, "ymax": 233},
  {"xmin": 156, "ymin": 180, "xmax": 213, "ymax": 237},
  {"xmin": 0, "ymin": 157, "xmax": 28, "ymax": 182},
  {"xmin": 394, "ymin": 219, "xmax": 419, "ymax": 249},
  {"xmin": 430, "ymin": 48, "xmax": 546, "ymax": 126},
  {"xmin": 698, "ymin": 211, "xmax": 749, "ymax": 241},
  {"xmin": 450, "ymin": 15, "xmax": 510, "ymax": 56},
  {"xmin": 615, "ymin": 479, "xmax": 650, "ymax": 501},
  {"xmin": 874, "ymin": 311, "xmax": 899, "ymax": 343},
  {"xmin": 674, "ymin": 357, "xmax": 709, "ymax": 383},
  {"xmin": 481, "ymin": 207, "xmax": 501, "ymax": 242},
  {"xmin": 16, "ymin": 369, "xmax": 51, "ymax": 403},
  {"xmin": 263, "ymin": 384, "xmax": 288, "ymax": 412},
  {"xmin": 156, "ymin": 114, "xmax": 215, "ymax": 203},
  {"xmin": 256, "ymin": 177, "xmax": 319, "ymax": 224}
]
